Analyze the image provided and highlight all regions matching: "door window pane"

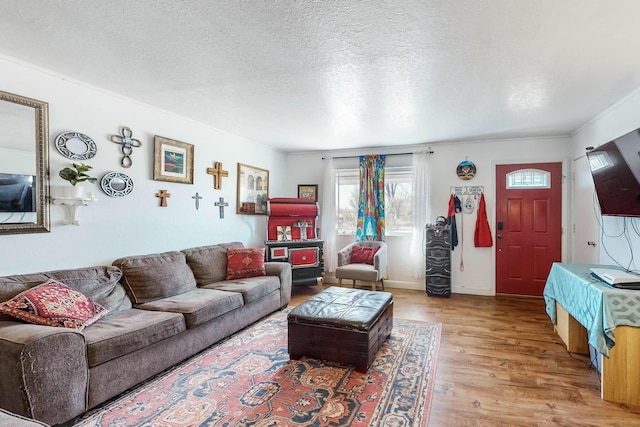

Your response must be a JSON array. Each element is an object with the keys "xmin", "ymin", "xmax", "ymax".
[{"xmin": 506, "ymin": 169, "xmax": 550, "ymax": 189}]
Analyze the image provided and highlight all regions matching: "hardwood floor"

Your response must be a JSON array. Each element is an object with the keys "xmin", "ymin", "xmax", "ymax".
[{"xmin": 290, "ymin": 285, "xmax": 640, "ymax": 426}]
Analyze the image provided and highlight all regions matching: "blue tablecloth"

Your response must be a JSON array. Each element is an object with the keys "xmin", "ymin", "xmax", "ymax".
[{"xmin": 543, "ymin": 263, "xmax": 640, "ymax": 357}]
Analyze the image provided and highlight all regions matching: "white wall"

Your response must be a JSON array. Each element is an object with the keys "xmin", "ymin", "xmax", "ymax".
[
  {"xmin": 571, "ymin": 88, "xmax": 640, "ymax": 271},
  {"xmin": 0, "ymin": 56, "xmax": 287, "ymax": 275},
  {"xmin": 287, "ymin": 136, "xmax": 572, "ymax": 295}
]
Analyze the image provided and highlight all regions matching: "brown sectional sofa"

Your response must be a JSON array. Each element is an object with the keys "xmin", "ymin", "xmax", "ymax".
[{"xmin": 0, "ymin": 242, "xmax": 292, "ymax": 426}]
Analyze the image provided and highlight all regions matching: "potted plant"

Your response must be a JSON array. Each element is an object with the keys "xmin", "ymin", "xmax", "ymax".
[{"xmin": 59, "ymin": 163, "xmax": 97, "ymax": 198}]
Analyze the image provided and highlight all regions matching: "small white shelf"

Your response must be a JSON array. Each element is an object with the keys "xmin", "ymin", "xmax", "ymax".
[{"xmin": 51, "ymin": 196, "xmax": 97, "ymax": 226}]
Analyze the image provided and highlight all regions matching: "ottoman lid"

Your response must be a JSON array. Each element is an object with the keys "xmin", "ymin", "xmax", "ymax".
[{"xmin": 288, "ymin": 287, "xmax": 392, "ymax": 331}]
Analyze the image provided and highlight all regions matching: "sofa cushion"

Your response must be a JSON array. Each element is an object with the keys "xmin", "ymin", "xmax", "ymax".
[
  {"xmin": 0, "ymin": 266, "xmax": 130, "ymax": 320},
  {"xmin": 0, "ymin": 279, "xmax": 108, "ymax": 331},
  {"xmin": 113, "ymin": 251, "xmax": 197, "ymax": 304},
  {"xmin": 82, "ymin": 308, "xmax": 186, "ymax": 367},
  {"xmin": 203, "ymin": 276, "xmax": 280, "ymax": 304},
  {"xmin": 226, "ymin": 247, "xmax": 267, "ymax": 280},
  {"xmin": 182, "ymin": 242, "xmax": 244, "ymax": 286},
  {"xmin": 136, "ymin": 288, "xmax": 244, "ymax": 329}
]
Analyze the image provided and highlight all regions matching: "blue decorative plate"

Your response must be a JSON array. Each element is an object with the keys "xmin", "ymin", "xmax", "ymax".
[{"xmin": 456, "ymin": 160, "xmax": 476, "ymax": 180}]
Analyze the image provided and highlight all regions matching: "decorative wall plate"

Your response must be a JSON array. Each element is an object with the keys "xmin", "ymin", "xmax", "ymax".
[
  {"xmin": 100, "ymin": 172, "xmax": 134, "ymax": 198},
  {"xmin": 55, "ymin": 131, "xmax": 97, "ymax": 160},
  {"xmin": 456, "ymin": 160, "xmax": 476, "ymax": 180}
]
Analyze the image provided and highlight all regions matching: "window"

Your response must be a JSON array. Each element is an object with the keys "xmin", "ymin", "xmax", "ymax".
[
  {"xmin": 335, "ymin": 166, "xmax": 413, "ymax": 234},
  {"xmin": 506, "ymin": 169, "xmax": 550, "ymax": 189}
]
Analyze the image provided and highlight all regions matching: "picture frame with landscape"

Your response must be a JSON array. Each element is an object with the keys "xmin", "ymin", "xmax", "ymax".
[{"xmin": 153, "ymin": 136, "xmax": 194, "ymax": 184}]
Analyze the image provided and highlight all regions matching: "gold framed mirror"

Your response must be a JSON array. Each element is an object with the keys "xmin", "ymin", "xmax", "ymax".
[{"xmin": 0, "ymin": 90, "xmax": 49, "ymax": 234}]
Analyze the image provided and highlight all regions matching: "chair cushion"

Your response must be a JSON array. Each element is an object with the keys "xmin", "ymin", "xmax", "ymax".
[
  {"xmin": 0, "ymin": 279, "xmax": 108, "ymax": 331},
  {"xmin": 350, "ymin": 244, "xmax": 380, "ymax": 265},
  {"xmin": 136, "ymin": 288, "xmax": 243, "ymax": 328},
  {"xmin": 335, "ymin": 264, "xmax": 381, "ymax": 282},
  {"xmin": 82, "ymin": 308, "xmax": 186, "ymax": 367},
  {"xmin": 204, "ymin": 276, "xmax": 280, "ymax": 304}
]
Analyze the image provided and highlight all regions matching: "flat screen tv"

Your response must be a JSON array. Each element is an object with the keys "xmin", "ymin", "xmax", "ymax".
[{"xmin": 587, "ymin": 128, "xmax": 640, "ymax": 217}]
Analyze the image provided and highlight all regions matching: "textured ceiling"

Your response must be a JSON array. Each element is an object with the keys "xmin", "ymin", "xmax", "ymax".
[{"xmin": 1, "ymin": 1, "xmax": 640, "ymax": 152}]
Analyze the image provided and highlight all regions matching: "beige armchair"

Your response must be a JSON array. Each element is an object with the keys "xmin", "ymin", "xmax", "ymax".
[{"xmin": 335, "ymin": 241, "xmax": 387, "ymax": 291}]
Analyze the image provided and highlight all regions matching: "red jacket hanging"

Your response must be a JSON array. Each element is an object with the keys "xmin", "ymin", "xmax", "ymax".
[{"xmin": 474, "ymin": 193, "xmax": 493, "ymax": 247}]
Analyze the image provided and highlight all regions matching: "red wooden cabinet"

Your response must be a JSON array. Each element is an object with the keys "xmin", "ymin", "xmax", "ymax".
[{"xmin": 266, "ymin": 198, "xmax": 324, "ymax": 286}]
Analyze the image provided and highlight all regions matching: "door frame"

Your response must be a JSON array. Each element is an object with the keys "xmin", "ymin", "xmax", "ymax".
[{"xmin": 492, "ymin": 159, "xmax": 569, "ymax": 295}]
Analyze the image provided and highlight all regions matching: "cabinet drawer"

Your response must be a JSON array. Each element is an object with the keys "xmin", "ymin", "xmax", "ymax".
[{"xmin": 289, "ymin": 247, "xmax": 320, "ymax": 268}]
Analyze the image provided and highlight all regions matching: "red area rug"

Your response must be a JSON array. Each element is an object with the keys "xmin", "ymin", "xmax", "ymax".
[{"xmin": 73, "ymin": 310, "xmax": 441, "ymax": 427}]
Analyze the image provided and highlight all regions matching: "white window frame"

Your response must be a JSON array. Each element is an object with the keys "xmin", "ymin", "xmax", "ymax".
[{"xmin": 334, "ymin": 166, "xmax": 414, "ymax": 236}]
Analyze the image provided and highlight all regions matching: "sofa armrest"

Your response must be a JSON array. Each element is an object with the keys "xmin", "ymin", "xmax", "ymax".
[
  {"xmin": 0, "ymin": 321, "xmax": 88, "ymax": 426},
  {"xmin": 265, "ymin": 262, "xmax": 292, "ymax": 308}
]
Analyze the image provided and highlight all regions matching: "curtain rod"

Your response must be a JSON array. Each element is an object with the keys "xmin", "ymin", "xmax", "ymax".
[{"xmin": 322, "ymin": 149, "xmax": 433, "ymax": 160}]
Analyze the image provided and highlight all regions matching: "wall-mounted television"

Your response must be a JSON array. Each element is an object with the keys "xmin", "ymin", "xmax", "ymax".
[{"xmin": 587, "ymin": 128, "xmax": 640, "ymax": 217}]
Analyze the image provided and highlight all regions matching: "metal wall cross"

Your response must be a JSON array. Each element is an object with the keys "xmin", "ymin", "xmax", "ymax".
[
  {"xmin": 156, "ymin": 190, "xmax": 170, "ymax": 207},
  {"xmin": 207, "ymin": 162, "xmax": 229, "ymax": 190},
  {"xmin": 294, "ymin": 219, "xmax": 311, "ymax": 240},
  {"xmin": 214, "ymin": 197, "xmax": 229, "ymax": 219},
  {"xmin": 192, "ymin": 192, "xmax": 203, "ymax": 210},
  {"xmin": 110, "ymin": 127, "xmax": 142, "ymax": 168}
]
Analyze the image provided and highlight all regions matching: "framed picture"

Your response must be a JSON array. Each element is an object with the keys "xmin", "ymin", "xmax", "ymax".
[
  {"xmin": 153, "ymin": 136, "xmax": 194, "ymax": 184},
  {"xmin": 298, "ymin": 184, "xmax": 318, "ymax": 201},
  {"xmin": 237, "ymin": 163, "xmax": 269, "ymax": 215}
]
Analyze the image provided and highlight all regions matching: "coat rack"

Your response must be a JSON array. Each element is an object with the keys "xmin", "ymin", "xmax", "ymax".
[
  {"xmin": 450, "ymin": 185, "xmax": 484, "ymax": 195},
  {"xmin": 450, "ymin": 186, "xmax": 484, "ymax": 214}
]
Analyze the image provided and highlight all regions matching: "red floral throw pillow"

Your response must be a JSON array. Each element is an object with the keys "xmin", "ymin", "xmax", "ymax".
[
  {"xmin": 226, "ymin": 247, "xmax": 267, "ymax": 280},
  {"xmin": 350, "ymin": 245, "xmax": 380, "ymax": 265},
  {"xmin": 0, "ymin": 279, "xmax": 108, "ymax": 330}
]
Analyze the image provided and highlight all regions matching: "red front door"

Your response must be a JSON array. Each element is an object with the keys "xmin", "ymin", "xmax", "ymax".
[{"xmin": 496, "ymin": 163, "xmax": 562, "ymax": 296}]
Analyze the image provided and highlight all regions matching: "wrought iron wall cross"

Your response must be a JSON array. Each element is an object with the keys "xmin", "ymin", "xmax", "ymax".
[
  {"xmin": 192, "ymin": 192, "xmax": 203, "ymax": 210},
  {"xmin": 110, "ymin": 127, "xmax": 142, "ymax": 168},
  {"xmin": 215, "ymin": 197, "xmax": 229, "ymax": 218}
]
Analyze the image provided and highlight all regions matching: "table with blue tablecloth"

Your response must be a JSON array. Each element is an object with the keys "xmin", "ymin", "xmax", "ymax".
[{"xmin": 543, "ymin": 262, "xmax": 640, "ymax": 405}]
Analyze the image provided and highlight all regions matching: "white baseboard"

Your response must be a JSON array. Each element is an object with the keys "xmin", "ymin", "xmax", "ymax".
[
  {"xmin": 383, "ymin": 280, "xmax": 423, "ymax": 290},
  {"xmin": 321, "ymin": 275, "xmax": 496, "ymax": 296}
]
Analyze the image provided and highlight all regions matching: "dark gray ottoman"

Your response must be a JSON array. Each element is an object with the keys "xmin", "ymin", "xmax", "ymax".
[{"xmin": 288, "ymin": 286, "xmax": 393, "ymax": 373}]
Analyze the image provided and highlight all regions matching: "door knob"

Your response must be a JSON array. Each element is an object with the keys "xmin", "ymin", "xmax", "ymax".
[
  {"xmin": 497, "ymin": 234, "xmax": 502, "ymax": 239},
  {"xmin": 587, "ymin": 241, "xmax": 596, "ymax": 247}
]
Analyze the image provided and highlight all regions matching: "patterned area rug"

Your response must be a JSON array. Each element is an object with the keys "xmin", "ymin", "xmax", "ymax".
[{"xmin": 73, "ymin": 311, "xmax": 441, "ymax": 427}]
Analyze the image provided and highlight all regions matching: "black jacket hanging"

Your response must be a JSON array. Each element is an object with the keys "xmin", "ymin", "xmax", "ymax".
[{"xmin": 447, "ymin": 195, "xmax": 461, "ymax": 250}]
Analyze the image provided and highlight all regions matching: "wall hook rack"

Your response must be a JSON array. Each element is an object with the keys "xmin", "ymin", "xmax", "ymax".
[{"xmin": 450, "ymin": 185, "xmax": 484, "ymax": 195}]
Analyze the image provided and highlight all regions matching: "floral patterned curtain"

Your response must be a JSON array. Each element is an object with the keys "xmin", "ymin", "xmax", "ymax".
[{"xmin": 356, "ymin": 154, "xmax": 385, "ymax": 241}]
